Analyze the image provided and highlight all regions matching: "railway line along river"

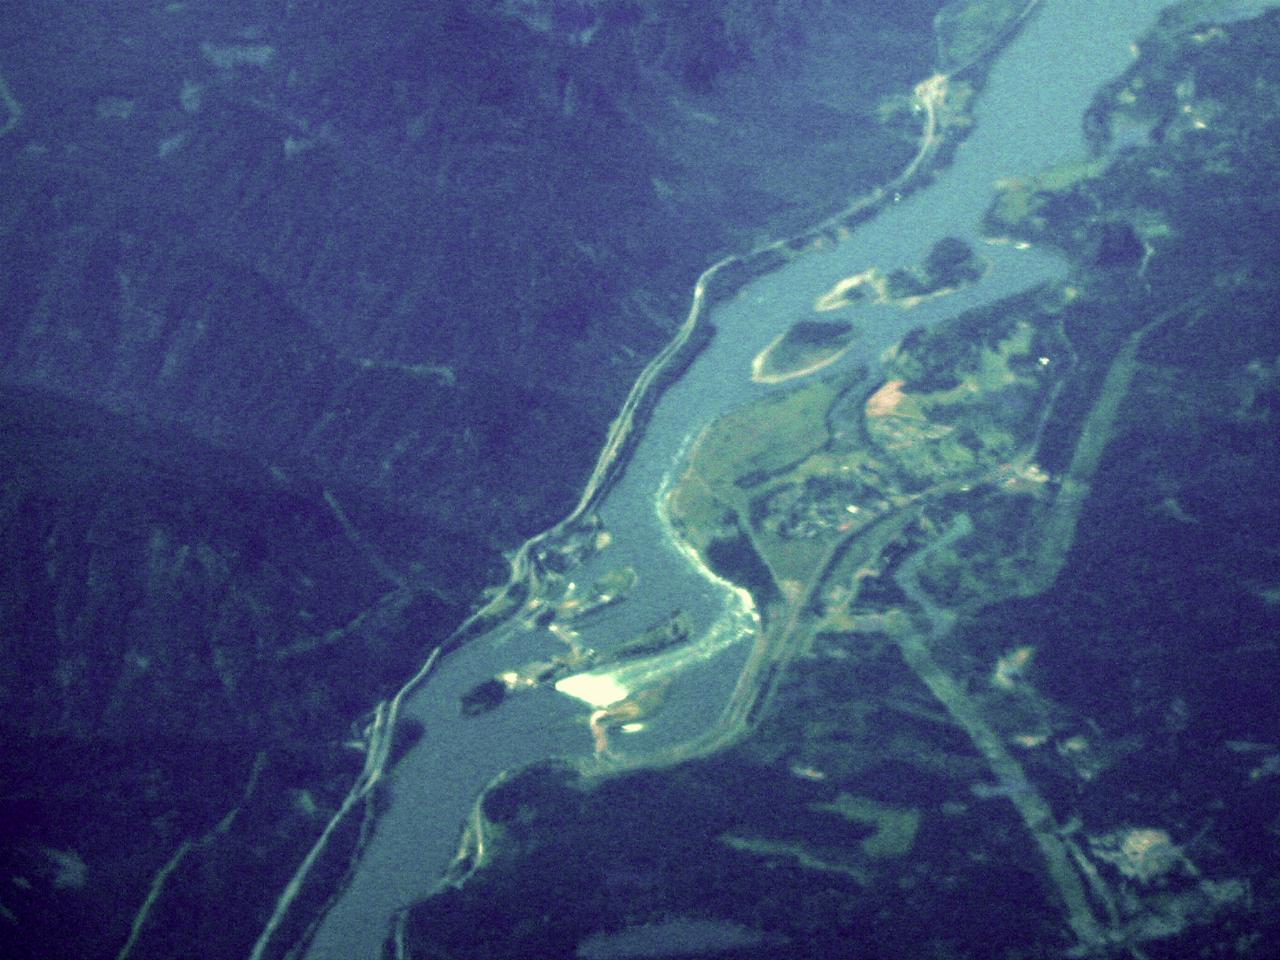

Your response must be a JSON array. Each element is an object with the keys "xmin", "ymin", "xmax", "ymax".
[{"xmin": 247, "ymin": 2, "xmax": 1254, "ymax": 957}]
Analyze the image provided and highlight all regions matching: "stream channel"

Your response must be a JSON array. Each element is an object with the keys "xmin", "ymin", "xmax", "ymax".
[{"xmin": 280, "ymin": 2, "xmax": 1233, "ymax": 956}]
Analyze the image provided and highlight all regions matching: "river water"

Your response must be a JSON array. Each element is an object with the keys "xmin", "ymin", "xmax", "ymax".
[{"xmin": 295, "ymin": 2, "xmax": 1223, "ymax": 957}]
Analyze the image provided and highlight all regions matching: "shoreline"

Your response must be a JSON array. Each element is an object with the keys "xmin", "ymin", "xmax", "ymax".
[{"xmin": 749, "ymin": 331, "xmax": 858, "ymax": 384}]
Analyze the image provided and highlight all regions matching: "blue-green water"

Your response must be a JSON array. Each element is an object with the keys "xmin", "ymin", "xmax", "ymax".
[{"xmin": 292, "ymin": 3, "xmax": 1243, "ymax": 957}]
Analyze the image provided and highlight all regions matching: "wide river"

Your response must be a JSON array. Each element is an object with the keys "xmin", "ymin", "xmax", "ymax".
[{"xmin": 265, "ymin": 2, "xmax": 1251, "ymax": 957}]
